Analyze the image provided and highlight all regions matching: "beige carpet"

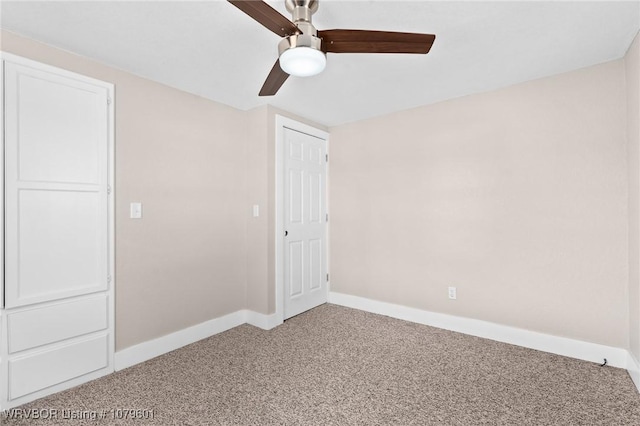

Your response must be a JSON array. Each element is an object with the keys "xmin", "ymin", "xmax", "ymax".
[{"xmin": 3, "ymin": 304, "xmax": 640, "ymax": 425}]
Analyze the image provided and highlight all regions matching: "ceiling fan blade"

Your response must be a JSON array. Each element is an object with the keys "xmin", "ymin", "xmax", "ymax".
[
  {"xmin": 228, "ymin": 0, "xmax": 298, "ymax": 37},
  {"xmin": 319, "ymin": 30, "xmax": 435, "ymax": 54},
  {"xmin": 259, "ymin": 60, "xmax": 290, "ymax": 96}
]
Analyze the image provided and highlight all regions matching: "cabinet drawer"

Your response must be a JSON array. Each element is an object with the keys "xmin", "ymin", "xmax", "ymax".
[
  {"xmin": 9, "ymin": 334, "xmax": 109, "ymax": 400},
  {"xmin": 7, "ymin": 295, "xmax": 108, "ymax": 353}
]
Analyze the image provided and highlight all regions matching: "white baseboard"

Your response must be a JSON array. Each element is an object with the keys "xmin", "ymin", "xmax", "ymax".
[
  {"xmin": 628, "ymin": 351, "xmax": 640, "ymax": 392},
  {"xmin": 114, "ymin": 310, "xmax": 246, "ymax": 371},
  {"xmin": 245, "ymin": 310, "xmax": 281, "ymax": 330},
  {"xmin": 114, "ymin": 309, "xmax": 281, "ymax": 372},
  {"xmin": 110, "ymin": 298, "xmax": 640, "ymax": 394},
  {"xmin": 328, "ymin": 292, "xmax": 628, "ymax": 369}
]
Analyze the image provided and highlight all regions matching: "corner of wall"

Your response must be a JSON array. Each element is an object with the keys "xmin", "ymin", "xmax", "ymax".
[{"xmin": 244, "ymin": 106, "xmax": 271, "ymax": 315}]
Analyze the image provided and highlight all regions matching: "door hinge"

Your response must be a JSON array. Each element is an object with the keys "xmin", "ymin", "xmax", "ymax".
[
  {"xmin": 326, "ymin": 273, "xmax": 329, "ymax": 282},
  {"xmin": 107, "ymin": 185, "xmax": 112, "ymax": 194},
  {"xmin": 326, "ymin": 213, "xmax": 329, "ymax": 222},
  {"xmin": 107, "ymin": 275, "xmax": 112, "ymax": 283},
  {"xmin": 107, "ymin": 97, "xmax": 112, "ymax": 105},
  {"xmin": 325, "ymin": 153, "xmax": 328, "ymax": 163}
]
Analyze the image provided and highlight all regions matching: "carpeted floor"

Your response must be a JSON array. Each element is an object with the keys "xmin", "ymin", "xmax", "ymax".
[{"xmin": 3, "ymin": 304, "xmax": 640, "ymax": 425}]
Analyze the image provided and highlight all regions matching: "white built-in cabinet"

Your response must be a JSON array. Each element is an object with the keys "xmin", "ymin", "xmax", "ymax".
[{"xmin": 0, "ymin": 53, "xmax": 115, "ymax": 410}]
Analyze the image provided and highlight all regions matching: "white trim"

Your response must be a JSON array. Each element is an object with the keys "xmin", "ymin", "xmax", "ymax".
[
  {"xmin": 628, "ymin": 351, "xmax": 640, "ymax": 392},
  {"xmin": 114, "ymin": 310, "xmax": 280, "ymax": 371},
  {"xmin": 325, "ymin": 131, "xmax": 331, "ymax": 295},
  {"xmin": 274, "ymin": 115, "xmax": 330, "ymax": 323},
  {"xmin": 275, "ymin": 118, "xmax": 284, "ymax": 325},
  {"xmin": 114, "ymin": 311, "xmax": 246, "ymax": 371},
  {"xmin": 0, "ymin": 54, "xmax": 7, "ymax": 411},
  {"xmin": 0, "ymin": 51, "xmax": 114, "ymax": 91},
  {"xmin": 245, "ymin": 310, "xmax": 280, "ymax": 330},
  {"xmin": 106, "ymin": 59, "xmax": 116, "ymax": 383},
  {"xmin": 329, "ymin": 292, "xmax": 629, "ymax": 368},
  {"xmin": 1, "ymin": 54, "xmax": 5, "ymax": 311}
]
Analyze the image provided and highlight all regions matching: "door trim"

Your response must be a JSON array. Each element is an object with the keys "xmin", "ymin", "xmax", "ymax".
[
  {"xmin": 275, "ymin": 115, "xmax": 329, "ymax": 323},
  {"xmin": 1, "ymin": 54, "xmax": 4, "ymax": 311}
]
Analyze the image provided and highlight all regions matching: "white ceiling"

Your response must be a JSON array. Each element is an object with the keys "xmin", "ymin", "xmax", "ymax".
[{"xmin": 1, "ymin": 1, "xmax": 639, "ymax": 126}]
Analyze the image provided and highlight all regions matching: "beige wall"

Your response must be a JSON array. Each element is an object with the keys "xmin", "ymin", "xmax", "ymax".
[
  {"xmin": 627, "ymin": 32, "xmax": 640, "ymax": 361},
  {"xmin": 245, "ymin": 106, "xmax": 270, "ymax": 314},
  {"xmin": 330, "ymin": 60, "xmax": 629, "ymax": 348},
  {"xmin": 1, "ymin": 30, "xmax": 248, "ymax": 350}
]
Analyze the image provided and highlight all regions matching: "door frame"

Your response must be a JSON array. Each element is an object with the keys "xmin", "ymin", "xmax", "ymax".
[
  {"xmin": 275, "ymin": 115, "xmax": 330, "ymax": 323},
  {"xmin": 0, "ymin": 52, "xmax": 115, "ymax": 410}
]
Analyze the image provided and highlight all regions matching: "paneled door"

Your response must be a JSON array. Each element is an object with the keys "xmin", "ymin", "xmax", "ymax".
[
  {"xmin": 283, "ymin": 126, "xmax": 328, "ymax": 319},
  {"xmin": 1, "ymin": 53, "xmax": 114, "ymax": 410},
  {"xmin": 4, "ymin": 59, "xmax": 109, "ymax": 307}
]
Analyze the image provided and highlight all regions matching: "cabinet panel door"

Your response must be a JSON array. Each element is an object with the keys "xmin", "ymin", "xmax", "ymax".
[{"xmin": 4, "ymin": 61, "xmax": 109, "ymax": 308}]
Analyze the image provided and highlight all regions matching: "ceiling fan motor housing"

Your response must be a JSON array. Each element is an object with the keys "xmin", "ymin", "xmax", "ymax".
[
  {"xmin": 280, "ymin": 0, "xmax": 324, "ymax": 65},
  {"xmin": 278, "ymin": 33, "xmax": 322, "ymax": 56}
]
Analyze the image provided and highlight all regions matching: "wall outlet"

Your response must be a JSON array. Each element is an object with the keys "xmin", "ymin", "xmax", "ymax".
[{"xmin": 448, "ymin": 286, "xmax": 457, "ymax": 300}]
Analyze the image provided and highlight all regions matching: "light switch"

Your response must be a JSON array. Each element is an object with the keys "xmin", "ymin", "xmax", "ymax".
[
  {"xmin": 252, "ymin": 204, "xmax": 260, "ymax": 218},
  {"xmin": 130, "ymin": 202, "xmax": 142, "ymax": 219}
]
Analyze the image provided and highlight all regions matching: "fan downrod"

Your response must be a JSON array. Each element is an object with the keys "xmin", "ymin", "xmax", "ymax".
[{"xmin": 285, "ymin": 0, "xmax": 318, "ymax": 24}]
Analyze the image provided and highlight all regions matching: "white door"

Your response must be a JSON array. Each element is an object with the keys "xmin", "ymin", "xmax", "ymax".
[
  {"xmin": 4, "ymin": 61, "xmax": 109, "ymax": 308},
  {"xmin": 1, "ymin": 55, "xmax": 114, "ymax": 409},
  {"xmin": 283, "ymin": 126, "xmax": 328, "ymax": 319}
]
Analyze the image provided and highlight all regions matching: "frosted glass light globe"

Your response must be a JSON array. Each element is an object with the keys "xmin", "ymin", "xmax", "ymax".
[{"xmin": 279, "ymin": 47, "xmax": 326, "ymax": 77}]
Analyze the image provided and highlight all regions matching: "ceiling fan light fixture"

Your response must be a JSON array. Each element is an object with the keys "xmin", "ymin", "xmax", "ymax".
[
  {"xmin": 229, "ymin": 0, "xmax": 436, "ymax": 96},
  {"xmin": 280, "ymin": 46, "xmax": 326, "ymax": 77}
]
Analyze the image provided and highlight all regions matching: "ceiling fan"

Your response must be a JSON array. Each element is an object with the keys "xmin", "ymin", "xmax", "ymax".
[{"xmin": 228, "ymin": 0, "xmax": 436, "ymax": 96}]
